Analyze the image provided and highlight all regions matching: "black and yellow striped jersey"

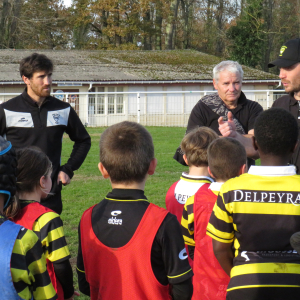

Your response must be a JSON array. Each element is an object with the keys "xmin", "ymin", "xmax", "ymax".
[
  {"xmin": 0, "ymin": 216, "xmax": 57, "ymax": 300},
  {"xmin": 207, "ymin": 166, "xmax": 300, "ymax": 294},
  {"xmin": 181, "ymin": 181, "xmax": 221, "ymax": 247},
  {"xmin": 20, "ymin": 200, "xmax": 70, "ymax": 263}
]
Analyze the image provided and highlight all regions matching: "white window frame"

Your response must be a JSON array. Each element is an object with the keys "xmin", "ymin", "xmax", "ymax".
[{"xmin": 88, "ymin": 87, "xmax": 124, "ymax": 115}]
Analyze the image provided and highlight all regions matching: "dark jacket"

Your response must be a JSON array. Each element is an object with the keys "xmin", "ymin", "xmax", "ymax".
[
  {"xmin": 174, "ymin": 92, "xmax": 263, "ymax": 165},
  {"xmin": 0, "ymin": 89, "xmax": 91, "ymax": 213},
  {"xmin": 272, "ymin": 94, "xmax": 300, "ymax": 173}
]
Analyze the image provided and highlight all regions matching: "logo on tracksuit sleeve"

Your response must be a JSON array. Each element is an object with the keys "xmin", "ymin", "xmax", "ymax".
[{"xmin": 179, "ymin": 248, "xmax": 188, "ymax": 260}]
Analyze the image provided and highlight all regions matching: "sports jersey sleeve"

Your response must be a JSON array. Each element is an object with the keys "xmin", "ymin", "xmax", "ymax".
[
  {"xmin": 11, "ymin": 227, "xmax": 57, "ymax": 300},
  {"xmin": 181, "ymin": 195, "xmax": 195, "ymax": 246},
  {"xmin": 33, "ymin": 212, "xmax": 70, "ymax": 262},
  {"xmin": 206, "ymin": 191, "xmax": 234, "ymax": 243},
  {"xmin": 53, "ymin": 260, "xmax": 74, "ymax": 298},
  {"xmin": 156, "ymin": 213, "xmax": 193, "ymax": 285}
]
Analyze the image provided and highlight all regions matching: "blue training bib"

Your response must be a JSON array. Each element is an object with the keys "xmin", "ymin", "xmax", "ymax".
[{"xmin": 0, "ymin": 220, "xmax": 24, "ymax": 300}]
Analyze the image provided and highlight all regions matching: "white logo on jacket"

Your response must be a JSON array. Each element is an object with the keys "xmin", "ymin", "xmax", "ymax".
[
  {"xmin": 108, "ymin": 210, "xmax": 122, "ymax": 225},
  {"xmin": 52, "ymin": 113, "xmax": 60, "ymax": 124},
  {"xmin": 18, "ymin": 117, "xmax": 28, "ymax": 122},
  {"xmin": 4, "ymin": 110, "xmax": 33, "ymax": 128},
  {"xmin": 47, "ymin": 107, "xmax": 70, "ymax": 127}
]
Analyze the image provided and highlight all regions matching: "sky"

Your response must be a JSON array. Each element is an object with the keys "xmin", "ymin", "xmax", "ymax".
[{"xmin": 63, "ymin": 0, "xmax": 72, "ymax": 7}]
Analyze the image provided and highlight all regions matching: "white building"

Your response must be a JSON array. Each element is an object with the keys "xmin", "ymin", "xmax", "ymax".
[{"xmin": 0, "ymin": 49, "xmax": 280, "ymax": 127}]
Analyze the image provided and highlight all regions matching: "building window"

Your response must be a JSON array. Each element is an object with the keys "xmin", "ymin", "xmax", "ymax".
[
  {"xmin": 88, "ymin": 88, "xmax": 96, "ymax": 115},
  {"xmin": 97, "ymin": 87, "xmax": 105, "ymax": 114},
  {"xmin": 116, "ymin": 87, "xmax": 124, "ymax": 113},
  {"xmin": 88, "ymin": 86, "xmax": 124, "ymax": 115},
  {"xmin": 108, "ymin": 87, "xmax": 115, "ymax": 114}
]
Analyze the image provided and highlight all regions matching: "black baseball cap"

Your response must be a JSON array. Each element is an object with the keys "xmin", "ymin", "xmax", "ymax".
[{"xmin": 268, "ymin": 38, "xmax": 300, "ymax": 68}]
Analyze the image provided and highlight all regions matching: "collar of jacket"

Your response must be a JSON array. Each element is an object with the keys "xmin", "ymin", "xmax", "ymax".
[{"xmin": 21, "ymin": 88, "xmax": 51, "ymax": 107}]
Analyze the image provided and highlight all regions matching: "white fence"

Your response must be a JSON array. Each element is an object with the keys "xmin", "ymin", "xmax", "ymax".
[{"xmin": 0, "ymin": 90, "xmax": 286, "ymax": 127}]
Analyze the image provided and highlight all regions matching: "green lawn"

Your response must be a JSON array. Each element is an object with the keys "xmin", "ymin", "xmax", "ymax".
[{"xmin": 60, "ymin": 127, "xmax": 188, "ymax": 299}]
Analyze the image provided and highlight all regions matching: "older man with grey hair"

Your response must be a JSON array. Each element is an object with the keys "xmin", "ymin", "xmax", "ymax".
[{"xmin": 174, "ymin": 60, "xmax": 263, "ymax": 165}]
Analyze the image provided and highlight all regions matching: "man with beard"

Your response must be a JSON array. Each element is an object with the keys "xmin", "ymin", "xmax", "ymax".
[
  {"xmin": 268, "ymin": 38, "xmax": 300, "ymax": 173},
  {"xmin": 0, "ymin": 53, "xmax": 91, "ymax": 214}
]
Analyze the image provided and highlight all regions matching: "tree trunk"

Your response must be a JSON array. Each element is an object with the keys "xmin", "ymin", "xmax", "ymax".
[
  {"xmin": 240, "ymin": 0, "xmax": 245, "ymax": 16},
  {"xmin": 10, "ymin": 0, "xmax": 23, "ymax": 48},
  {"xmin": 143, "ymin": 10, "xmax": 151, "ymax": 50},
  {"xmin": 181, "ymin": 0, "xmax": 188, "ymax": 49},
  {"xmin": 155, "ymin": 13, "xmax": 162, "ymax": 50},
  {"xmin": 0, "ymin": 0, "xmax": 10, "ymax": 48},
  {"xmin": 165, "ymin": 0, "xmax": 180, "ymax": 50},
  {"xmin": 204, "ymin": 0, "xmax": 213, "ymax": 52},
  {"xmin": 215, "ymin": 0, "xmax": 224, "ymax": 54},
  {"xmin": 262, "ymin": 0, "xmax": 274, "ymax": 71},
  {"xmin": 114, "ymin": 9, "xmax": 121, "ymax": 46}
]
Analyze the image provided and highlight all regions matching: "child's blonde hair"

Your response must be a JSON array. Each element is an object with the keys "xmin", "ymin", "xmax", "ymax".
[{"xmin": 181, "ymin": 127, "xmax": 218, "ymax": 167}]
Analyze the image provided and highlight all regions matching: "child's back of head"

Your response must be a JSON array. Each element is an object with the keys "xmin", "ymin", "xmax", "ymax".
[
  {"xmin": 254, "ymin": 107, "xmax": 298, "ymax": 157},
  {"xmin": 100, "ymin": 121, "xmax": 154, "ymax": 183},
  {"xmin": 208, "ymin": 137, "xmax": 247, "ymax": 182},
  {"xmin": 181, "ymin": 127, "xmax": 219, "ymax": 167},
  {"xmin": 16, "ymin": 147, "xmax": 52, "ymax": 195}
]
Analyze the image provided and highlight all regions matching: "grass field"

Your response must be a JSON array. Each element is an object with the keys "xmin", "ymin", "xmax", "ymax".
[{"xmin": 60, "ymin": 127, "xmax": 188, "ymax": 299}]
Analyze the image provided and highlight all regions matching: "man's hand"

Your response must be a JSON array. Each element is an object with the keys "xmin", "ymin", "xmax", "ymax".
[
  {"xmin": 218, "ymin": 111, "xmax": 237, "ymax": 138},
  {"xmin": 218, "ymin": 111, "xmax": 259, "ymax": 159},
  {"xmin": 57, "ymin": 171, "xmax": 71, "ymax": 186}
]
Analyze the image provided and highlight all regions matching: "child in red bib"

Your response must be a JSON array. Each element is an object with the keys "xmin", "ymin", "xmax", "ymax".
[
  {"xmin": 12, "ymin": 147, "xmax": 79, "ymax": 300},
  {"xmin": 184, "ymin": 138, "xmax": 246, "ymax": 300},
  {"xmin": 168, "ymin": 127, "xmax": 218, "ymax": 268},
  {"xmin": 77, "ymin": 121, "xmax": 193, "ymax": 300}
]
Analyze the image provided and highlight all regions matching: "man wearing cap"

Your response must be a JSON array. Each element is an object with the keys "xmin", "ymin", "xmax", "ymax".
[{"xmin": 268, "ymin": 38, "xmax": 300, "ymax": 173}]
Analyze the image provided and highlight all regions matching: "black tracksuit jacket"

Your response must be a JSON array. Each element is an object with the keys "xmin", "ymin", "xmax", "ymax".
[{"xmin": 0, "ymin": 89, "xmax": 91, "ymax": 214}]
